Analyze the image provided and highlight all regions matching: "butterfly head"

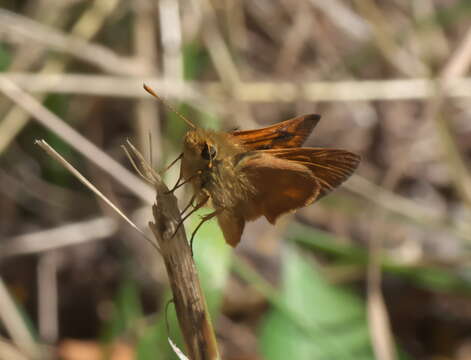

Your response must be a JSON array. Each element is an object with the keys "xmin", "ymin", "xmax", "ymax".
[
  {"xmin": 180, "ymin": 129, "xmax": 219, "ymax": 186},
  {"xmin": 184, "ymin": 129, "xmax": 217, "ymax": 165}
]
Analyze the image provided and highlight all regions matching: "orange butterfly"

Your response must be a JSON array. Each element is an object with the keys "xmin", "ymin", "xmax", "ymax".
[{"xmin": 145, "ymin": 85, "xmax": 360, "ymax": 247}]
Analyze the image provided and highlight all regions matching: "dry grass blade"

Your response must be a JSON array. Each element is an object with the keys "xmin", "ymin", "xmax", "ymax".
[
  {"xmin": 309, "ymin": 0, "xmax": 371, "ymax": 41},
  {"xmin": 0, "ymin": 78, "xmax": 153, "ymax": 203},
  {"xmin": 37, "ymin": 253, "xmax": 58, "ymax": 343},
  {"xmin": 4, "ymin": 73, "xmax": 471, "ymax": 102},
  {"xmin": 431, "ymin": 26, "xmax": 471, "ymax": 205},
  {"xmin": 1, "ymin": 217, "xmax": 118, "ymax": 258},
  {"xmin": 0, "ymin": 339, "xmax": 30, "ymax": 360},
  {"xmin": 0, "ymin": 278, "xmax": 41, "ymax": 358},
  {"xmin": 0, "ymin": 9, "xmax": 140, "ymax": 75},
  {"xmin": 122, "ymin": 139, "xmax": 162, "ymax": 184},
  {"xmin": 34, "ymin": 139, "xmax": 159, "ymax": 253},
  {"xmin": 133, "ymin": 0, "xmax": 161, "ymax": 164},
  {"xmin": 0, "ymin": 0, "xmax": 120, "ymax": 155},
  {"xmin": 168, "ymin": 338, "xmax": 190, "ymax": 360}
]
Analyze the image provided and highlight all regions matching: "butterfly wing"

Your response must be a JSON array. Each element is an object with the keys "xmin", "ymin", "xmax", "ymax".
[
  {"xmin": 217, "ymin": 152, "xmax": 319, "ymax": 246},
  {"xmin": 216, "ymin": 148, "xmax": 359, "ymax": 247},
  {"xmin": 216, "ymin": 210, "xmax": 245, "ymax": 247},
  {"xmin": 263, "ymin": 148, "xmax": 360, "ymax": 198},
  {"xmin": 230, "ymin": 114, "xmax": 320, "ymax": 150},
  {"xmin": 237, "ymin": 152, "xmax": 320, "ymax": 223}
]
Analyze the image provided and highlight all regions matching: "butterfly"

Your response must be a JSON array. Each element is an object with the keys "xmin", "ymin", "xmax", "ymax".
[{"xmin": 144, "ymin": 85, "xmax": 360, "ymax": 248}]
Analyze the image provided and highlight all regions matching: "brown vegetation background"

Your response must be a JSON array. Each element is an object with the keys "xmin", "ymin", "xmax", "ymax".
[{"xmin": 1, "ymin": 1, "xmax": 471, "ymax": 359}]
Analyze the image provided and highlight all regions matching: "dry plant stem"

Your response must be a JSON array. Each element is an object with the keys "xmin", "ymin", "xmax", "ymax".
[
  {"xmin": 353, "ymin": 4, "xmax": 425, "ymax": 358},
  {"xmin": 430, "ymin": 26, "xmax": 471, "ymax": 205},
  {"xmin": 353, "ymin": 0, "xmax": 428, "ymax": 77},
  {"xmin": 4, "ymin": 73, "xmax": 471, "ymax": 102},
  {"xmin": 123, "ymin": 142, "xmax": 219, "ymax": 359},
  {"xmin": 133, "ymin": 0, "xmax": 161, "ymax": 164},
  {"xmin": 309, "ymin": 0, "xmax": 371, "ymax": 41},
  {"xmin": 0, "ymin": 216, "xmax": 118, "ymax": 257},
  {"xmin": 0, "ymin": 339, "xmax": 30, "ymax": 360},
  {"xmin": 365, "ymin": 28, "xmax": 471, "ymax": 358},
  {"xmin": 364, "ymin": 23, "xmax": 471, "ymax": 360},
  {"xmin": 366, "ymin": 221, "xmax": 396, "ymax": 360},
  {"xmin": 0, "ymin": 278, "xmax": 41, "ymax": 358},
  {"xmin": 195, "ymin": 0, "xmax": 257, "ymax": 129},
  {"xmin": 149, "ymin": 181, "xmax": 220, "ymax": 360},
  {"xmin": 37, "ymin": 252, "xmax": 58, "ymax": 343}
]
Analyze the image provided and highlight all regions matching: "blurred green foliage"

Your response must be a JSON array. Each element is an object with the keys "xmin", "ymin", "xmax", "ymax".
[
  {"xmin": 260, "ymin": 246, "xmax": 374, "ymax": 360},
  {"xmin": 290, "ymin": 223, "xmax": 471, "ymax": 293},
  {"xmin": 4, "ymin": 1, "xmax": 471, "ymax": 359},
  {"xmin": 0, "ymin": 42, "xmax": 11, "ymax": 70}
]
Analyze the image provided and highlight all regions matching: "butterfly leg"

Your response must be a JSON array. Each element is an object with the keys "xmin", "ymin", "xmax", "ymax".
[
  {"xmin": 189, "ymin": 209, "xmax": 222, "ymax": 255},
  {"xmin": 166, "ymin": 171, "xmax": 182, "ymax": 194},
  {"xmin": 160, "ymin": 153, "xmax": 183, "ymax": 174},
  {"xmin": 166, "ymin": 170, "xmax": 202, "ymax": 194},
  {"xmin": 171, "ymin": 194, "xmax": 209, "ymax": 239},
  {"xmin": 180, "ymin": 194, "xmax": 196, "ymax": 217}
]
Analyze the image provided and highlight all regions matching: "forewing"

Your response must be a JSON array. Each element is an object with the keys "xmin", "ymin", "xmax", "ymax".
[
  {"xmin": 230, "ymin": 114, "xmax": 320, "ymax": 150},
  {"xmin": 263, "ymin": 148, "xmax": 360, "ymax": 198},
  {"xmin": 236, "ymin": 153, "xmax": 320, "ymax": 224}
]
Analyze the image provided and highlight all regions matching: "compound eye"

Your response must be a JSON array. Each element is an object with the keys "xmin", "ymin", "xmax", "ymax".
[{"xmin": 201, "ymin": 143, "xmax": 217, "ymax": 160}]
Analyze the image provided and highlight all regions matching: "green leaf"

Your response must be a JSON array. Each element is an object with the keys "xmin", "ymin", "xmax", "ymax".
[
  {"xmin": 136, "ymin": 321, "xmax": 162, "ymax": 360},
  {"xmin": 260, "ymin": 246, "xmax": 375, "ymax": 360},
  {"xmin": 102, "ymin": 275, "xmax": 143, "ymax": 342},
  {"xmin": 136, "ymin": 292, "xmax": 181, "ymax": 360},
  {"xmin": 289, "ymin": 222, "xmax": 471, "ymax": 293}
]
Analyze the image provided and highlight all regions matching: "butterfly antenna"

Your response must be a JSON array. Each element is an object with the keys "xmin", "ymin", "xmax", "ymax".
[{"xmin": 143, "ymin": 84, "xmax": 196, "ymax": 129}]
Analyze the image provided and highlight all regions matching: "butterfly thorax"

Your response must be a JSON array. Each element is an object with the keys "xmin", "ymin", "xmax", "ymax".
[{"xmin": 181, "ymin": 128, "xmax": 255, "ymax": 209}]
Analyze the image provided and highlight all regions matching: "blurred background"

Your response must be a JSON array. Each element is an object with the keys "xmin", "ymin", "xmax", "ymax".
[{"xmin": 1, "ymin": 0, "xmax": 471, "ymax": 359}]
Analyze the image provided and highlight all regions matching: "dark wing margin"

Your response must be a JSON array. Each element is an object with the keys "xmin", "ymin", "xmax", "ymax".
[
  {"xmin": 230, "ymin": 114, "xmax": 321, "ymax": 150},
  {"xmin": 263, "ymin": 148, "xmax": 360, "ymax": 198}
]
